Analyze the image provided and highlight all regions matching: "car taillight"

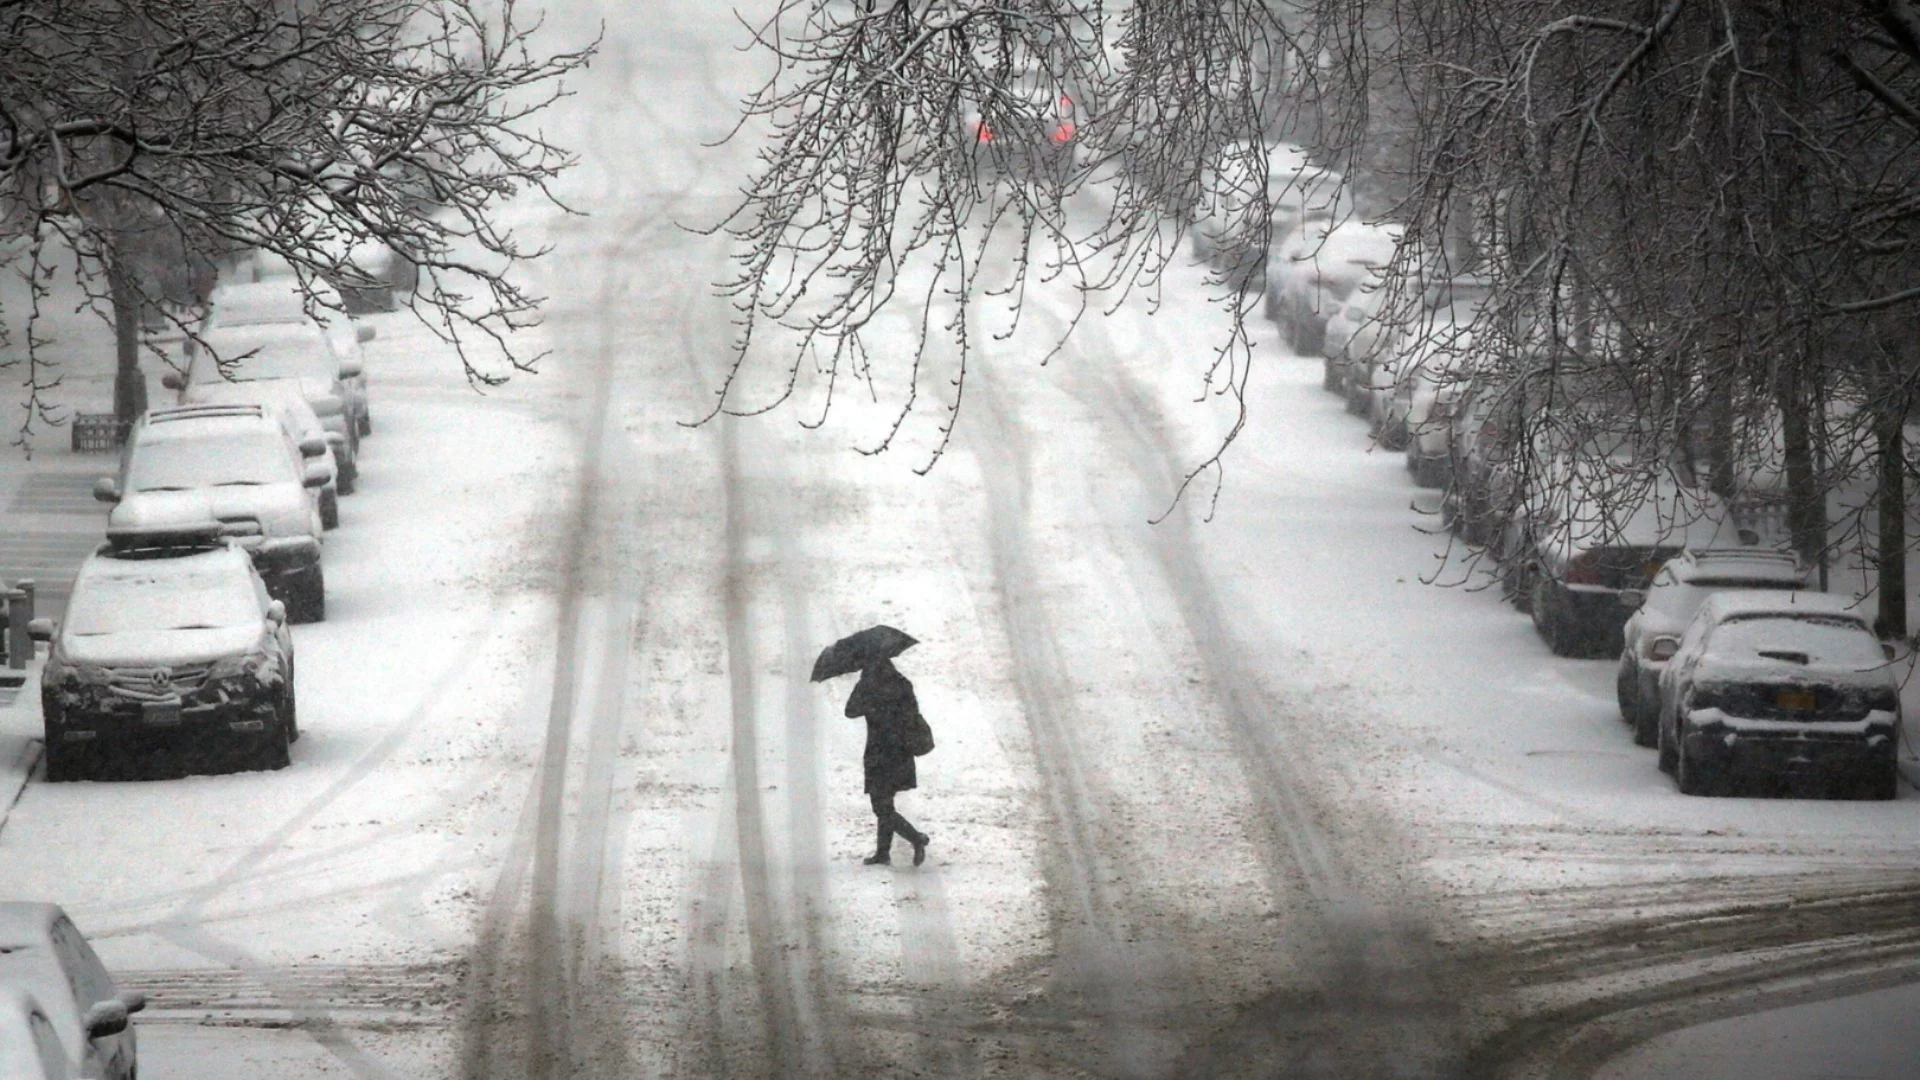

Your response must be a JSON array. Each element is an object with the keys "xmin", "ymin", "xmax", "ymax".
[
  {"xmin": 976, "ymin": 122, "xmax": 993, "ymax": 144},
  {"xmin": 1565, "ymin": 552, "xmax": 1605, "ymax": 586}
]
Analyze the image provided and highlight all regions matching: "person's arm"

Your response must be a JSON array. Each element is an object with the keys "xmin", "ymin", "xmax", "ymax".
[{"xmin": 845, "ymin": 675, "xmax": 871, "ymax": 718}]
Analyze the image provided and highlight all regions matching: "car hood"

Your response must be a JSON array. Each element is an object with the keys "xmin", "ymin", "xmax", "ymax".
[
  {"xmin": 61, "ymin": 624, "xmax": 259, "ymax": 667},
  {"xmin": 111, "ymin": 487, "xmax": 308, "ymax": 538}
]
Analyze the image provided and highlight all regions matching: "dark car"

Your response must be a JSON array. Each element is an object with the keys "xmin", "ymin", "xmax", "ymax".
[
  {"xmin": 32, "ymin": 524, "xmax": 298, "ymax": 780},
  {"xmin": 1654, "ymin": 591, "xmax": 1901, "ymax": 799},
  {"xmin": 0, "ymin": 904, "xmax": 145, "ymax": 1080},
  {"xmin": 1615, "ymin": 548, "xmax": 1806, "ymax": 747},
  {"xmin": 1499, "ymin": 464, "xmax": 1736, "ymax": 658}
]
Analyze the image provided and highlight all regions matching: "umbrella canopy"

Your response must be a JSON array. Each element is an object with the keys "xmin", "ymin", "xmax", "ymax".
[{"xmin": 812, "ymin": 625, "xmax": 918, "ymax": 682}]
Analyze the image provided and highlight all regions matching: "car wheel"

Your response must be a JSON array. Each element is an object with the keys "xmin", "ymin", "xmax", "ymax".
[
  {"xmin": 335, "ymin": 453, "xmax": 358, "ymax": 496},
  {"xmin": 1631, "ymin": 696, "xmax": 1659, "ymax": 748},
  {"xmin": 1344, "ymin": 386, "xmax": 1367, "ymax": 416},
  {"xmin": 1656, "ymin": 702, "xmax": 1678, "ymax": 774},
  {"xmin": 1615, "ymin": 656, "xmax": 1638, "ymax": 724},
  {"xmin": 252, "ymin": 710, "xmax": 292, "ymax": 772},
  {"xmin": 1298, "ymin": 318, "xmax": 1325, "ymax": 357},
  {"xmin": 358, "ymin": 411, "xmax": 372, "ymax": 438},
  {"xmin": 319, "ymin": 487, "xmax": 339, "ymax": 530},
  {"xmin": 1675, "ymin": 738, "xmax": 1727, "ymax": 797},
  {"xmin": 1861, "ymin": 757, "xmax": 1899, "ymax": 801},
  {"xmin": 43, "ymin": 741, "xmax": 87, "ymax": 782},
  {"xmin": 1411, "ymin": 453, "xmax": 1448, "ymax": 490},
  {"xmin": 289, "ymin": 572, "xmax": 326, "ymax": 624},
  {"xmin": 1323, "ymin": 357, "xmax": 1342, "ymax": 393},
  {"xmin": 283, "ymin": 670, "xmax": 299, "ymax": 744}
]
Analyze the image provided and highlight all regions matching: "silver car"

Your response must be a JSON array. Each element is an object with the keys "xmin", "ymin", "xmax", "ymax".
[{"xmin": 0, "ymin": 905, "xmax": 144, "ymax": 1080}]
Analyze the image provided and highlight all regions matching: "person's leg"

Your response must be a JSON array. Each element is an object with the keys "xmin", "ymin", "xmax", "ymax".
[
  {"xmin": 865, "ymin": 790, "xmax": 896, "ymax": 865},
  {"xmin": 890, "ymin": 799, "xmax": 930, "ymax": 865}
]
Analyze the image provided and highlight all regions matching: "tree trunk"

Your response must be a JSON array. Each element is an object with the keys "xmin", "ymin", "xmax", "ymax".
[
  {"xmin": 1876, "ymin": 408, "xmax": 1906, "ymax": 640},
  {"xmin": 107, "ymin": 257, "xmax": 147, "ymax": 427},
  {"xmin": 1777, "ymin": 362, "xmax": 1822, "ymax": 564}
]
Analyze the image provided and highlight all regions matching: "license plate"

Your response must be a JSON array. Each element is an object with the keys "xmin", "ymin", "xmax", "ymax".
[
  {"xmin": 1776, "ymin": 689, "xmax": 1817, "ymax": 711},
  {"xmin": 142, "ymin": 700, "xmax": 182, "ymax": 727}
]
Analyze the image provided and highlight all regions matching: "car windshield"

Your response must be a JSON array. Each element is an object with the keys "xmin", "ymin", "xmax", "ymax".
[
  {"xmin": 197, "ymin": 326, "xmax": 334, "ymax": 382},
  {"xmin": 67, "ymin": 563, "xmax": 259, "ymax": 636},
  {"xmin": 126, "ymin": 433, "xmax": 294, "ymax": 492},
  {"xmin": 1711, "ymin": 615, "xmax": 1884, "ymax": 668}
]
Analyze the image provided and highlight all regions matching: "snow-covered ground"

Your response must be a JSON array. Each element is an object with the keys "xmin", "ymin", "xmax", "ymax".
[{"xmin": 1, "ymin": 1, "xmax": 1917, "ymax": 1077}]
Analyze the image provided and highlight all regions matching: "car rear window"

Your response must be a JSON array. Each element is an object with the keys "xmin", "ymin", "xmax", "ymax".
[
  {"xmin": 195, "ymin": 326, "xmax": 334, "ymax": 382},
  {"xmin": 68, "ymin": 563, "xmax": 259, "ymax": 636},
  {"xmin": 128, "ymin": 431, "xmax": 294, "ymax": 492},
  {"xmin": 1710, "ymin": 615, "xmax": 1884, "ymax": 668}
]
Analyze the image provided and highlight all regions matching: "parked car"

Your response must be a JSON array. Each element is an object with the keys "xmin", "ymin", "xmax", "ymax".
[
  {"xmin": 1501, "ymin": 463, "xmax": 1736, "ymax": 657},
  {"xmin": 32, "ymin": 523, "xmax": 299, "ymax": 779},
  {"xmin": 183, "ymin": 382, "xmax": 343, "ymax": 529},
  {"xmin": 0, "ymin": 904, "xmax": 143, "ymax": 1079},
  {"xmin": 1321, "ymin": 283, "xmax": 1388, "ymax": 393},
  {"xmin": 960, "ymin": 70, "xmax": 1078, "ymax": 182},
  {"xmin": 205, "ymin": 278, "xmax": 376, "ymax": 437},
  {"xmin": 164, "ymin": 320, "xmax": 364, "ymax": 490},
  {"xmin": 1393, "ymin": 336, "xmax": 1472, "ymax": 473},
  {"xmin": 1443, "ymin": 377, "xmax": 1525, "ymax": 544},
  {"xmin": 1192, "ymin": 142, "xmax": 1345, "ymax": 288},
  {"xmin": 1616, "ymin": 548, "xmax": 1807, "ymax": 746},
  {"xmin": 0, "ymin": 986, "xmax": 76, "ymax": 1080},
  {"xmin": 1653, "ymin": 591, "xmax": 1901, "ymax": 799},
  {"xmin": 92, "ymin": 404, "xmax": 329, "ymax": 621},
  {"xmin": 1267, "ymin": 220, "xmax": 1397, "ymax": 355}
]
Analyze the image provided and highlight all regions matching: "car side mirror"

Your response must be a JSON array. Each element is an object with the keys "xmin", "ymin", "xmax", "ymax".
[
  {"xmin": 82, "ymin": 999, "xmax": 129, "ymax": 1039},
  {"xmin": 92, "ymin": 477, "xmax": 121, "ymax": 504},
  {"xmin": 1649, "ymin": 637, "xmax": 1680, "ymax": 663},
  {"xmin": 26, "ymin": 618, "xmax": 54, "ymax": 643},
  {"xmin": 160, "ymin": 370, "xmax": 185, "ymax": 392},
  {"xmin": 1883, "ymin": 642, "xmax": 1897, "ymax": 662},
  {"xmin": 1618, "ymin": 589, "xmax": 1645, "ymax": 611},
  {"xmin": 302, "ymin": 461, "xmax": 331, "ymax": 489},
  {"xmin": 117, "ymin": 989, "xmax": 146, "ymax": 1015},
  {"xmin": 298, "ymin": 435, "xmax": 328, "ymax": 458},
  {"xmin": 266, "ymin": 600, "xmax": 287, "ymax": 625},
  {"xmin": 355, "ymin": 324, "xmax": 375, "ymax": 344},
  {"xmin": 337, "ymin": 358, "xmax": 364, "ymax": 379}
]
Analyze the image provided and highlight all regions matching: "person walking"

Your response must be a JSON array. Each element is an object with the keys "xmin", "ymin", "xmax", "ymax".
[{"xmin": 844, "ymin": 657, "xmax": 931, "ymax": 866}]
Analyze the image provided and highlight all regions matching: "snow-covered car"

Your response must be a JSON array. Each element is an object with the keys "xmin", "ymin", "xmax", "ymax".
[
  {"xmin": 163, "ymin": 320, "xmax": 364, "ymax": 490},
  {"xmin": 92, "ymin": 405, "xmax": 329, "ymax": 621},
  {"xmin": 1615, "ymin": 548, "xmax": 1806, "ymax": 747},
  {"xmin": 236, "ymin": 243, "xmax": 414, "ymax": 316},
  {"xmin": 0, "ymin": 986, "xmax": 75, "ymax": 1080},
  {"xmin": 960, "ymin": 71, "xmax": 1078, "ymax": 181},
  {"xmin": 1397, "ymin": 343, "xmax": 1472, "ymax": 479},
  {"xmin": 1442, "ymin": 377, "xmax": 1525, "ymax": 544},
  {"xmin": 1321, "ymin": 284, "xmax": 1387, "ymax": 393},
  {"xmin": 1653, "ymin": 591, "xmax": 1901, "ymax": 798},
  {"xmin": 183, "ymin": 382, "xmax": 343, "ymax": 529},
  {"xmin": 32, "ymin": 525, "xmax": 298, "ymax": 779},
  {"xmin": 1266, "ymin": 220, "xmax": 1398, "ymax": 355},
  {"xmin": 0, "ymin": 904, "xmax": 143, "ymax": 1079},
  {"xmin": 1192, "ymin": 142, "xmax": 1344, "ymax": 282},
  {"xmin": 1502, "ymin": 463, "xmax": 1737, "ymax": 658},
  {"xmin": 206, "ymin": 277, "xmax": 377, "ymax": 437}
]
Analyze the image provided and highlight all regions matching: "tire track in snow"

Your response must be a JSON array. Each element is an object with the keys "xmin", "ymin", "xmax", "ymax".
[
  {"xmin": 1058, "ymin": 333, "xmax": 1467, "ymax": 1078},
  {"xmin": 965, "ymin": 371, "xmax": 1211, "ymax": 1079}
]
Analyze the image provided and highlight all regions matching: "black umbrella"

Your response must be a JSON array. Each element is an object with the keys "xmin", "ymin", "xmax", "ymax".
[{"xmin": 812, "ymin": 625, "xmax": 918, "ymax": 682}]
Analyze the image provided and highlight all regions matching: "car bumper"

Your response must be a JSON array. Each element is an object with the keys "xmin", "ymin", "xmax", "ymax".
[
  {"xmin": 1683, "ymin": 709, "xmax": 1898, "ymax": 777},
  {"xmin": 240, "ymin": 537, "xmax": 321, "ymax": 596},
  {"xmin": 45, "ymin": 694, "xmax": 280, "ymax": 747},
  {"xmin": 1559, "ymin": 585, "xmax": 1634, "ymax": 633}
]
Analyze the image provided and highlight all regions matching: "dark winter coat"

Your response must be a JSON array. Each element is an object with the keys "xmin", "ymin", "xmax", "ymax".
[{"xmin": 845, "ymin": 660, "xmax": 918, "ymax": 795}]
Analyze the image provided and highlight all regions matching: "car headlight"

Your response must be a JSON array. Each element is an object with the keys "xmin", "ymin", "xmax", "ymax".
[{"xmin": 207, "ymin": 649, "xmax": 280, "ymax": 687}]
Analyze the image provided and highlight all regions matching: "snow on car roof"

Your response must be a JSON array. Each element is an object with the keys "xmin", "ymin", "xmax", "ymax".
[
  {"xmin": 1700, "ymin": 589, "xmax": 1869, "ymax": 624},
  {"xmin": 1674, "ymin": 549, "xmax": 1804, "ymax": 584},
  {"xmin": 137, "ymin": 409, "xmax": 279, "ymax": 443}
]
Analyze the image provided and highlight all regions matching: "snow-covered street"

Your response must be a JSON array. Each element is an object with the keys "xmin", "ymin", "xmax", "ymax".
[{"xmin": 2, "ymin": 2, "xmax": 1919, "ymax": 1078}]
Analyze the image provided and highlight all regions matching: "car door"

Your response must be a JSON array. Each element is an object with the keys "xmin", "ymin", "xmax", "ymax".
[
  {"xmin": 47, "ymin": 918, "xmax": 132, "ymax": 1080},
  {"xmin": 31, "ymin": 1007, "xmax": 76, "ymax": 1080}
]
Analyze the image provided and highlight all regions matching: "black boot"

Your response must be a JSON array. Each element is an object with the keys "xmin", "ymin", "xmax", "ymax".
[
  {"xmin": 910, "ymin": 830, "xmax": 929, "ymax": 867},
  {"xmin": 863, "ymin": 822, "xmax": 892, "ymax": 865}
]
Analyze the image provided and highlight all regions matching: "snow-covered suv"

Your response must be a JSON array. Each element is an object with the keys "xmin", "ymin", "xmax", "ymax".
[
  {"xmin": 93, "ymin": 405, "xmax": 328, "ymax": 621},
  {"xmin": 1615, "ymin": 548, "xmax": 1805, "ymax": 747},
  {"xmin": 30, "ymin": 525, "xmax": 297, "ymax": 780}
]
